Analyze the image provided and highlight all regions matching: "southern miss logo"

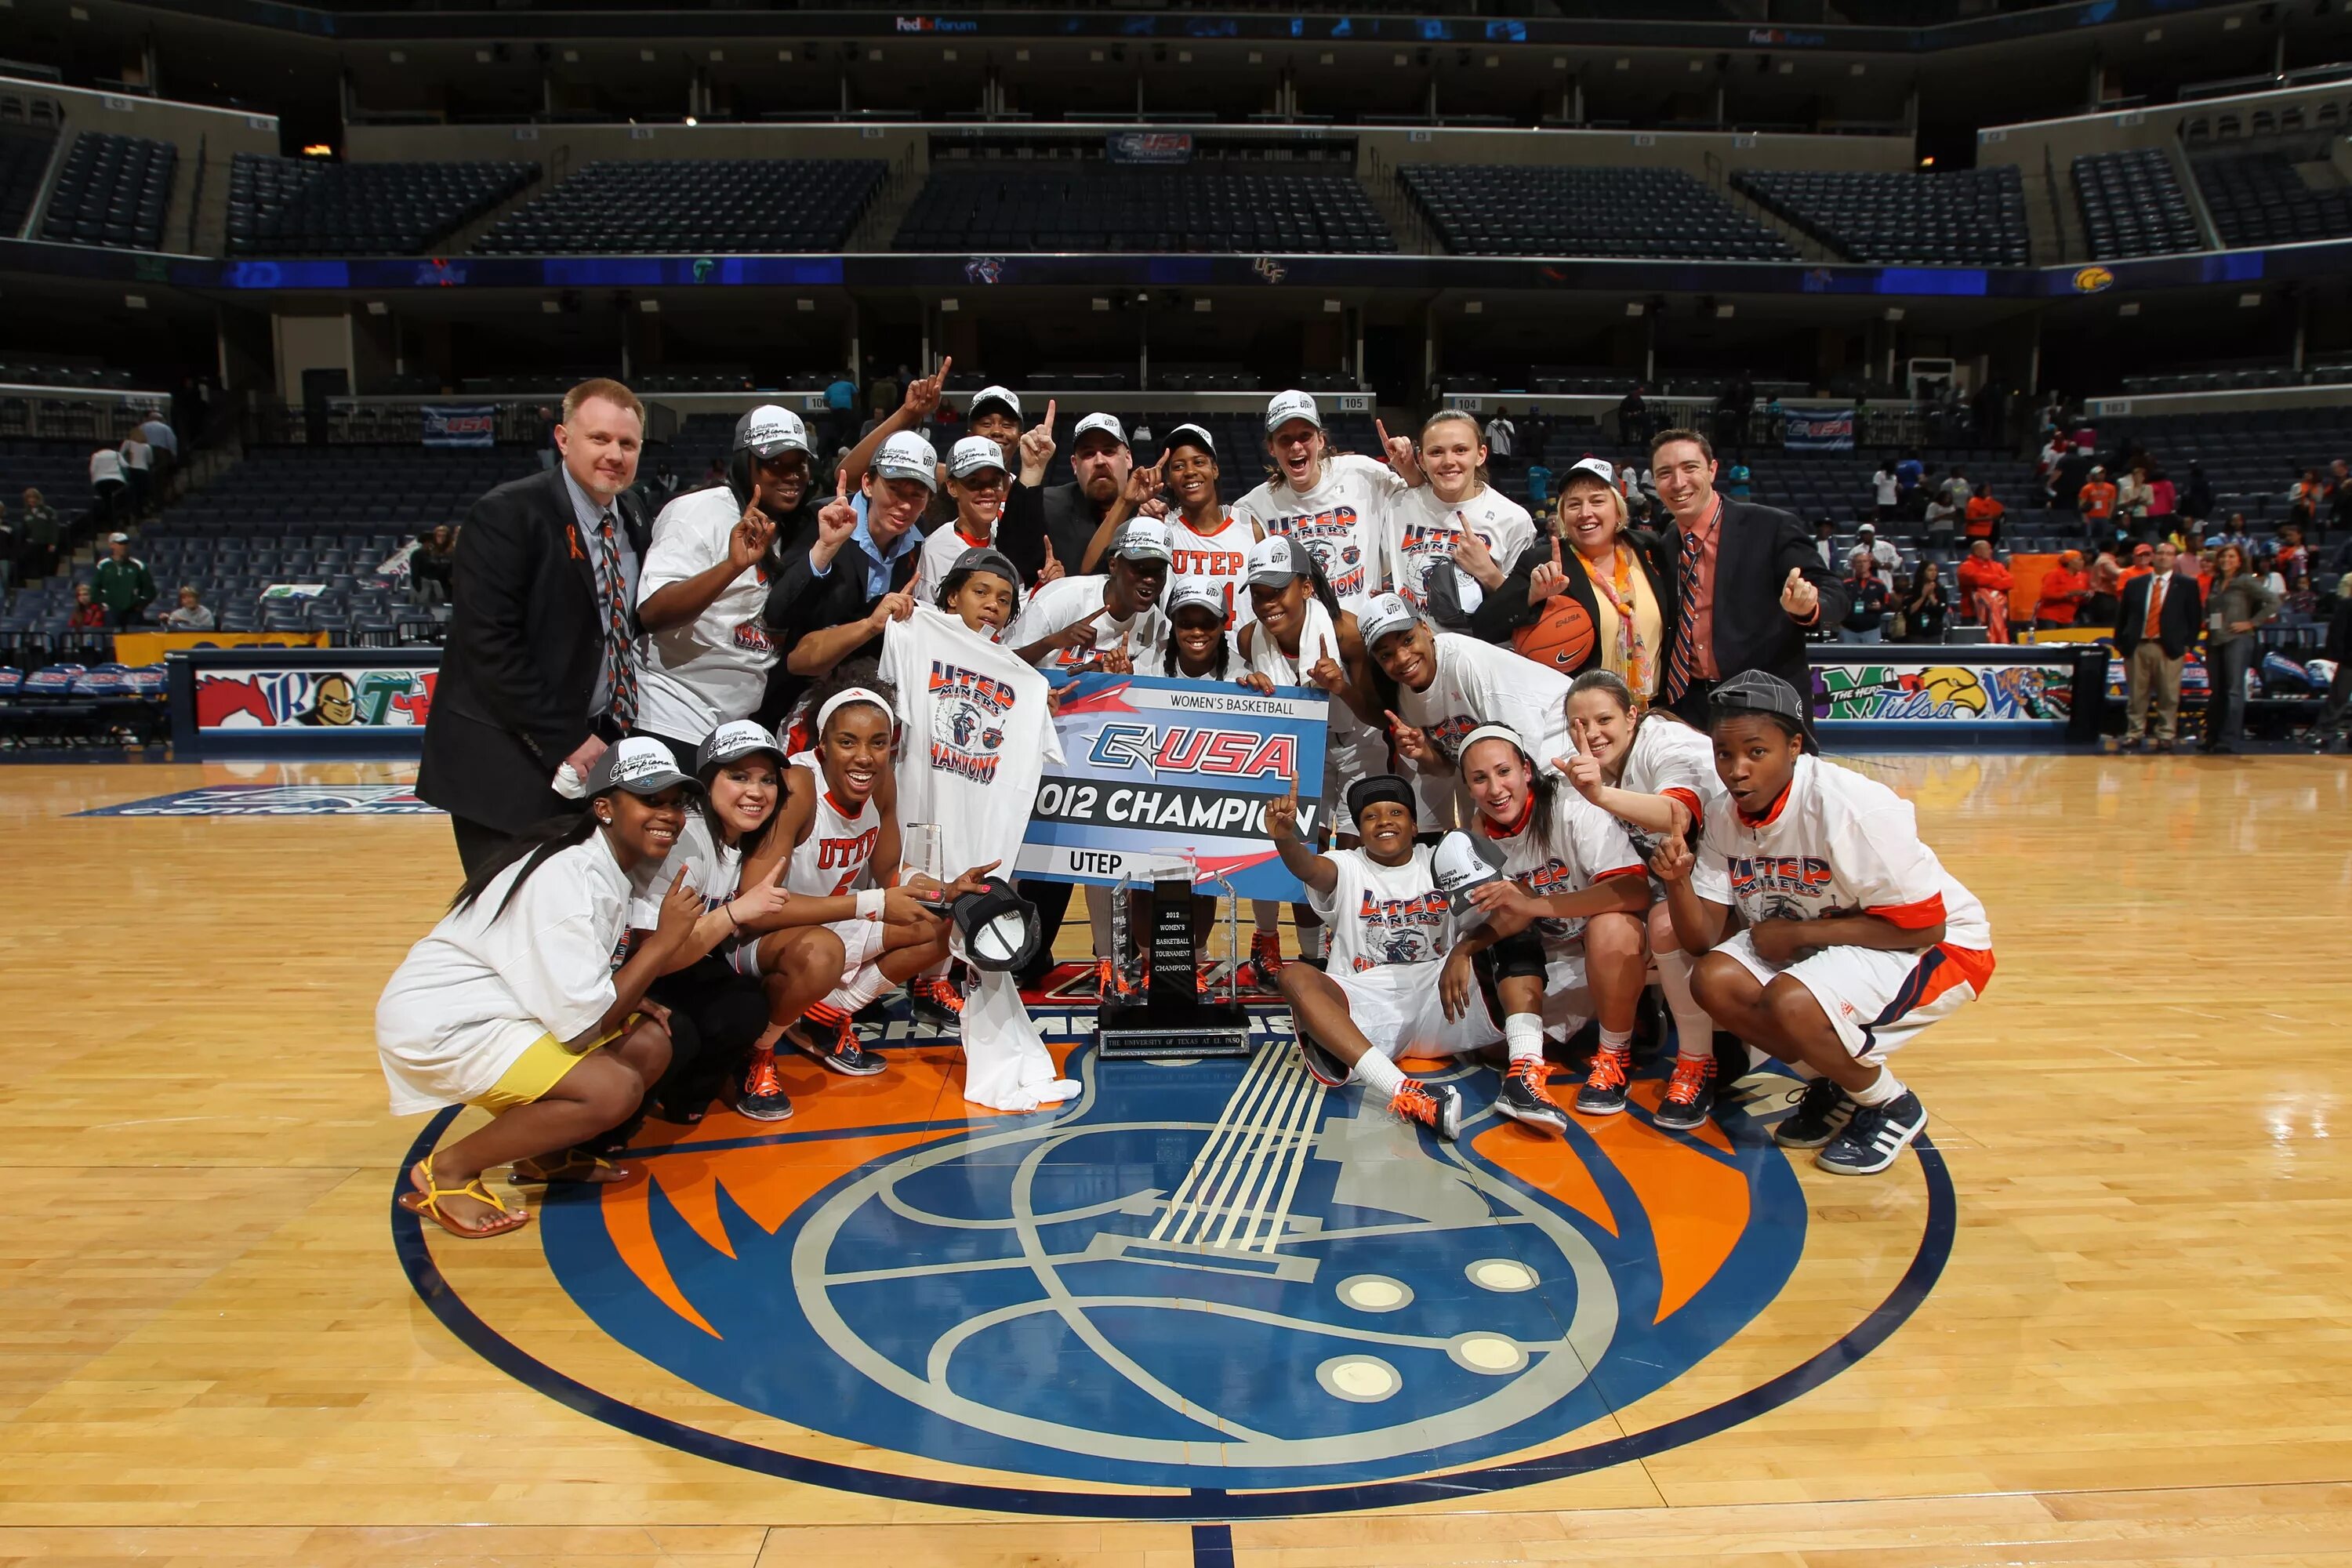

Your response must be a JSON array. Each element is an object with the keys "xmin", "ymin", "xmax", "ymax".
[
  {"xmin": 927, "ymin": 659, "xmax": 1016, "ymax": 783},
  {"xmin": 1087, "ymin": 720, "xmax": 1297, "ymax": 779},
  {"xmin": 1349, "ymin": 886, "xmax": 1448, "ymax": 969}
]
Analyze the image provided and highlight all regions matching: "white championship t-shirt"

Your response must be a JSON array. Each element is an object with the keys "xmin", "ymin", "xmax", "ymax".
[
  {"xmin": 1397, "ymin": 631, "xmax": 1578, "ymax": 773},
  {"xmin": 634, "ymin": 486, "xmax": 782, "ymax": 746},
  {"xmin": 1307, "ymin": 844, "xmax": 1459, "ymax": 975},
  {"xmin": 1232, "ymin": 453, "xmax": 1401, "ymax": 611},
  {"xmin": 1005, "ymin": 573, "xmax": 1168, "ymax": 671},
  {"xmin": 878, "ymin": 604, "xmax": 1065, "ymax": 873},
  {"xmin": 1699, "ymin": 753, "xmax": 1991, "ymax": 950},
  {"xmin": 1479, "ymin": 785, "xmax": 1646, "ymax": 949},
  {"xmin": 1386, "ymin": 485, "xmax": 1535, "ymax": 612},
  {"xmin": 1613, "ymin": 714, "xmax": 1730, "ymax": 898},
  {"xmin": 376, "ymin": 831, "xmax": 633, "ymax": 1115}
]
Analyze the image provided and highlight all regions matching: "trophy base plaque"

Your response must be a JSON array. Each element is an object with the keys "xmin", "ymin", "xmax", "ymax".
[{"xmin": 1096, "ymin": 875, "xmax": 1257, "ymax": 1061}]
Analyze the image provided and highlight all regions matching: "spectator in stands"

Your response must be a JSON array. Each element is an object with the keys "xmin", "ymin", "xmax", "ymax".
[
  {"xmin": 419, "ymin": 377, "xmax": 652, "ymax": 874},
  {"xmin": 1617, "ymin": 384, "xmax": 1649, "ymax": 446},
  {"xmin": 2035, "ymin": 431, "xmax": 2069, "ymax": 493},
  {"xmin": 868, "ymin": 364, "xmax": 906, "ymax": 422},
  {"xmin": 67, "ymin": 583, "xmax": 106, "ymax": 630},
  {"xmin": 2329, "ymin": 459, "xmax": 2352, "ymax": 532},
  {"xmin": 1965, "ymin": 481, "xmax": 2006, "ymax": 549},
  {"xmin": 2211, "ymin": 513, "xmax": 2252, "ymax": 553},
  {"xmin": 2252, "ymin": 547, "xmax": 2288, "ymax": 599},
  {"xmin": 2122, "ymin": 539, "xmax": 2155, "ymax": 583},
  {"xmin": 2274, "ymin": 522, "xmax": 2310, "ymax": 593},
  {"xmin": 1923, "ymin": 485, "xmax": 1960, "ymax": 551},
  {"xmin": 824, "ymin": 368, "xmax": 858, "ymax": 455},
  {"xmin": 2052, "ymin": 443, "xmax": 2094, "ymax": 519},
  {"xmin": 1958, "ymin": 539, "xmax": 2013, "ymax": 644},
  {"xmin": 1839, "ymin": 550, "xmax": 1890, "ymax": 644},
  {"xmin": 699, "ymin": 456, "xmax": 725, "ymax": 489},
  {"xmin": 1813, "ymin": 518, "xmax": 1839, "ymax": 570},
  {"xmin": 1871, "ymin": 459, "xmax": 1900, "ymax": 524},
  {"xmin": 1895, "ymin": 449, "xmax": 1925, "ymax": 518},
  {"xmin": 1525, "ymin": 456, "xmax": 1554, "ymax": 511},
  {"xmin": 118, "ymin": 428, "xmax": 154, "ymax": 517},
  {"xmin": 162, "ymin": 584, "xmax": 214, "ymax": 632},
  {"xmin": 2034, "ymin": 550, "xmax": 2089, "ymax": 632},
  {"xmin": 1722, "ymin": 457, "xmax": 1751, "ymax": 502},
  {"xmin": 2115, "ymin": 541, "xmax": 2200, "ymax": 753},
  {"xmin": 1900, "ymin": 561, "xmax": 1949, "ymax": 643},
  {"xmin": 1854, "ymin": 522, "xmax": 1899, "ymax": 589},
  {"xmin": 2181, "ymin": 462, "xmax": 2215, "ymax": 523},
  {"xmin": 2078, "ymin": 466, "xmax": 2117, "ymax": 540},
  {"xmin": 410, "ymin": 525, "xmax": 456, "ymax": 608},
  {"xmin": 2116, "ymin": 463, "xmax": 2151, "ymax": 528},
  {"xmin": 2147, "ymin": 466, "xmax": 2176, "ymax": 528},
  {"xmin": 18, "ymin": 487, "xmax": 59, "ymax": 583},
  {"xmin": 0, "ymin": 503, "xmax": 11, "ymax": 592},
  {"xmin": 1940, "ymin": 467, "xmax": 1970, "ymax": 510},
  {"xmin": 532, "ymin": 406, "xmax": 557, "ymax": 472},
  {"xmin": 2081, "ymin": 555, "xmax": 2123, "ymax": 628},
  {"xmin": 93, "ymin": 532, "xmax": 155, "ymax": 630},
  {"xmin": 1649, "ymin": 427, "xmax": 1844, "ymax": 731},
  {"xmin": 2201, "ymin": 543, "xmax": 2281, "ymax": 756},
  {"xmin": 1483, "ymin": 410, "xmax": 1516, "ymax": 473},
  {"xmin": 137, "ymin": 412, "xmax": 177, "ymax": 468},
  {"xmin": 2309, "ymin": 588, "xmax": 2352, "ymax": 753},
  {"xmin": 2288, "ymin": 467, "xmax": 2324, "ymax": 530},
  {"xmin": 89, "ymin": 443, "xmax": 128, "ymax": 528}
]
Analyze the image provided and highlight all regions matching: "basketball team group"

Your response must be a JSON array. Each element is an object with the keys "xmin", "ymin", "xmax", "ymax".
[{"xmin": 373, "ymin": 372, "xmax": 1995, "ymax": 1240}]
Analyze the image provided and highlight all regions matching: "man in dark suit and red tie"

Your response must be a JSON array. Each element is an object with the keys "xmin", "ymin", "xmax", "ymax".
[
  {"xmin": 2113, "ymin": 538, "xmax": 2203, "ymax": 753},
  {"xmin": 1648, "ymin": 427, "xmax": 1849, "ymax": 739},
  {"xmin": 419, "ymin": 378, "xmax": 654, "ymax": 873}
]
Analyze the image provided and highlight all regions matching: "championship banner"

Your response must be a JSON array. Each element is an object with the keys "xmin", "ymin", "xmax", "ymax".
[
  {"xmin": 1015, "ymin": 672, "xmax": 1329, "ymax": 902},
  {"xmin": 1782, "ymin": 408, "xmax": 1856, "ymax": 452},
  {"xmin": 1105, "ymin": 131, "xmax": 1193, "ymax": 165},
  {"xmin": 421, "ymin": 404, "xmax": 497, "ymax": 448}
]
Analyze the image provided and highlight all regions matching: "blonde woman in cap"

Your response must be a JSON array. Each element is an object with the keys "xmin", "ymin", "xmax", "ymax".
[{"xmin": 1232, "ymin": 389, "xmax": 1404, "ymax": 612}]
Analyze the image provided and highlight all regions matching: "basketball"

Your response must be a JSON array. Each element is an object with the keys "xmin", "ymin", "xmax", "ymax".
[{"xmin": 1510, "ymin": 596, "xmax": 1598, "ymax": 673}]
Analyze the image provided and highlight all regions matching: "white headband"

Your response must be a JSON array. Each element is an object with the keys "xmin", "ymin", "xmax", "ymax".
[{"xmin": 815, "ymin": 686, "xmax": 891, "ymax": 737}]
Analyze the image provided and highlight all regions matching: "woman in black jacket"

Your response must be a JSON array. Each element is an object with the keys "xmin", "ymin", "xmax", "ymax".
[{"xmin": 1439, "ymin": 456, "xmax": 1672, "ymax": 706}]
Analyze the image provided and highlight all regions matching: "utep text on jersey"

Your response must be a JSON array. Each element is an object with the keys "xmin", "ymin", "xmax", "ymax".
[
  {"xmin": 1264, "ymin": 507, "xmax": 1367, "ymax": 600},
  {"xmin": 1351, "ymin": 887, "xmax": 1448, "ymax": 971},
  {"xmin": 928, "ymin": 659, "xmax": 1018, "ymax": 785}
]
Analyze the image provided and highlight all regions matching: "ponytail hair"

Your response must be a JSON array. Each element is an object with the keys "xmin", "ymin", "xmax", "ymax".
[
  {"xmin": 449, "ymin": 811, "xmax": 601, "ymax": 922},
  {"xmin": 1463, "ymin": 731, "xmax": 1566, "ymax": 859},
  {"xmin": 1567, "ymin": 667, "xmax": 1635, "ymax": 715}
]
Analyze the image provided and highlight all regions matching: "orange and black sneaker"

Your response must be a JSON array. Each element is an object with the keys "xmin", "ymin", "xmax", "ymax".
[
  {"xmin": 1495, "ymin": 1056, "xmax": 1570, "ymax": 1137},
  {"xmin": 734, "ymin": 1047, "xmax": 793, "ymax": 1122},
  {"xmin": 1574, "ymin": 1045, "xmax": 1632, "ymax": 1116},
  {"xmin": 1655, "ymin": 1053, "xmax": 1719, "ymax": 1132},
  {"xmin": 908, "ymin": 973, "xmax": 965, "ymax": 1022},
  {"xmin": 786, "ymin": 1002, "xmax": 884, "ymax": 1077},
  {"xmin": 1387, "ymin": 1079, "xmax": 1464, "ymax": 1142},
  {"xmin": 1235, "ymin": 930, "xmax": 1285, "ymax": 991}
]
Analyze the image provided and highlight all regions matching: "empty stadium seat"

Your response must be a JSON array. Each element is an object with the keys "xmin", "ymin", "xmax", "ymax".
[
  {"xmin": 227, "ymin": 154, "xmax": 536, "ymax": 256},
  {"xmin": 2191, "ymin": 147, "xmax": 2352, "ymax": 249},
  {"xmin": 1402, "ymin": 164, "xmax": 1794, "ymax": 261},
  {"xmin": 37, "ymin": 131, "xmax": 177, "ymax": 251},
  {"xmin": 473, "ymin": 159, "xmax": 885, "ymax": 254},
  {"xmin": 0, "ymin": 118, "xmax": 59, "ymax": 238},
  {"xmin": 2073, "ymin": 149, "xmax": 2204, "ymax": 260},
  {"xmin": 895, "ymin": 168, "xmax": 1394, "ymax": 255},
  {"xmin": 1732, "ymin": 167, "xmax": 2029, "ymax": 267}
]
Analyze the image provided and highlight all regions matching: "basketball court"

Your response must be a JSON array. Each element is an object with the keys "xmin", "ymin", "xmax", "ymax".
[{"xmin": 3, "ymin": 749, "xmax": 2347, "ymax": 1566}]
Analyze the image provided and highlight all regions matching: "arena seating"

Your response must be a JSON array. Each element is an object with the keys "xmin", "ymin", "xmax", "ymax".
[
  {"xmin": 154, "ymin": 443, "xmax": 537, "ymax": 540},
  {"xmin": 2072, "ymin": 150, "xmax": 2204, "ymax": 260},
  {"xmin": 0, "ymin": 122, "xmax": 57, "ymax": 238},
  {"xmin": 1401, "ymin": 165, "xmax": 1795, "ymax": 260},
  {"xmin": 2190, "ymin": 148, "xmax": 2352, "ymax": 249},
  {"xmin": 37, "ymin": 131, "xmax": 177, "ymax": 251},
  {"xmin": 472, "ymin": 159, "xmax": 885, "ymax": 254},
  {"xmin": 894, "ymin": 169, "xmax": 1394, "ymax": 253},
  {"xmin": 1731, "ymin": 167, "xmax": 2029, "ymax": 266},
  {"xmin": 227, "ymin": 154, "xmax": 536, "ymax": 256}
]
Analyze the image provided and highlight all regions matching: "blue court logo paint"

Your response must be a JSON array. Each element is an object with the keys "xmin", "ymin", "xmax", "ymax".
[{"xmin": 397, "ymin": 1005, "xmax": 1954, "ymax": 1515}]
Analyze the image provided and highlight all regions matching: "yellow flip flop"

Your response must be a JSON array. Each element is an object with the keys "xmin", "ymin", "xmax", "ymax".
[{"xmin": 401, "ymin": 1161, "xmax": 532, "ymax": 1238}]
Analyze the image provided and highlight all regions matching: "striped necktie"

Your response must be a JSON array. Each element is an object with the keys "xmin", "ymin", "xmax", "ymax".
[
  {"xmin": 596, "ymin": 507, "xmax": 638, "ymax": 728},
  {"xmin": 1664, "ymin": 524, "xmax": 1704, "ymax": 702}
]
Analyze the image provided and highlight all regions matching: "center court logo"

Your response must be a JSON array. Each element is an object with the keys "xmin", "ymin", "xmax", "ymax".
[{"xmin": 397, "ymin": 1008, "xmax": 1954, "ymax": 1515}]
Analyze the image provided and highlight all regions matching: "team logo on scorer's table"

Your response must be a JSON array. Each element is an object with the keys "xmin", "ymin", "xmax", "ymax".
[{"xmin": 397, "ymin": 1006, "xmax": 1953, "ymax": 1516}]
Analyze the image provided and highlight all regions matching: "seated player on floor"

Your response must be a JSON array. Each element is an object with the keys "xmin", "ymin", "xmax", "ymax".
[{"xmin": 1652, "ymin": 670, "xmax": 1996, "ymax": 1176}]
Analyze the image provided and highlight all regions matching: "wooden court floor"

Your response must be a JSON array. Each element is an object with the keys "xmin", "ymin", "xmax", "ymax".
[{"xmin": 2, "ymin": 751, "xmax": 2350, "ymax": 1567}]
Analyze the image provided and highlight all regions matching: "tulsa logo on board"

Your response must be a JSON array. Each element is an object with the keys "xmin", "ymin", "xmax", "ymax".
[{"xmin": 419, "ymin": 1010, "xmax": 1949, "ymax": 1508}]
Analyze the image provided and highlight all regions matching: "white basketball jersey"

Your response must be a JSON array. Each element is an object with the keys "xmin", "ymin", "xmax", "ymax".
[
  {"xmin": 1166, "ymin": 511, "xmax": 1256, "ymax": 626},
  {"xmin": 784, "ymin": 753, "xmax": 883, "ymax": 898},
  {"xmin": 1307, "ymin": 844, "xmax": 1457, "ymax": 975}
]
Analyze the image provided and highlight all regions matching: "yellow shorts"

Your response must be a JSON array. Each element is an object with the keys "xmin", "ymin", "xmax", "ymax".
[{"xmin": 471, "ymin": 1016, "xmax": 635, "ymax": 1114}]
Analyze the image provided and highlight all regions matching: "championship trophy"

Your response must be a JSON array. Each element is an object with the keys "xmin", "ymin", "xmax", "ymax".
[{"xmin": 1095, "ymin": 852, "xmax": 1254, "ymax": 1060}]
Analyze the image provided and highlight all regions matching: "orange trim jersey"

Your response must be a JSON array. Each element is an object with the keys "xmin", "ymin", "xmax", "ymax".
[
  {"xmin": 1166, "ymin": 511, "xmax": 1256, "ymax": 628},
  {"xmin": 783, "ymin": 750, "xmax": 882, "ymax": 898},
  {"xmin": 1700, "ymin": 753, "xmax": 1991, "ymax": 949}
]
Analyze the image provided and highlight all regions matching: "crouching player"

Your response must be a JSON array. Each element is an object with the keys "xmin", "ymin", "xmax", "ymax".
[
  {"xmin": 1653, "ymin": 670, "xmax": 1994, "ymax": 1175},
  {"xmin": 1269, "ymin": 773, "xmax": 1490, "ymax": 1139}
]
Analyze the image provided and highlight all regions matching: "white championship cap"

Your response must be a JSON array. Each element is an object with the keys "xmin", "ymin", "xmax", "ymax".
[
  {"xmin": 1109, "ymin": 517, "xmax": 1174, "ymax": 564},
  {"xmin": 739, "ymin": 404, "xmax": 811, "ymax": 458},
  {"xmin": 948, "ymin": 435, "xmax": 1008, "ymax": 481},
  {"xmin": 1355, "ymin": 592, "xmax": 1419, "ymax": 651},
  {"xmin": 872, "ymin": 430, "xmax": 939, "ymax": 491},
  {"xmin": 1073, "ymin": 412, "xmax": 1128, "ymax": 448},
  {"xmin": 1431, "ymin": 829, "xmax": 1509, "ymax": 920},
  {"xmin": 1265, "ymin": 389, "xmax": 1321, "ymax": 433},
  {"xmin": 967, "ymin": 385, "xmax": 1023, "ymax": 422},
  {"xmin": 1243, "ymin": 535, "xmax": 1306, "ymax": 586}
]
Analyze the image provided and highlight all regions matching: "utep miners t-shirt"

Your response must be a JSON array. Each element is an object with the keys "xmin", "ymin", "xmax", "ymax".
[
  {"xmin": 1397, "ymin": 631, "xmax": 1578, "ymax": 772},
  {"xmin": 1700, "ymin": 753, "xmax": 1991, "ymax": 951},
  {"xmin": 1386, "ymin": 485, "xmax": 1535, "ymax": 612},
  {"xmin": 1232, "ymin": 453, "xmax": 1401, "ymax": 612},
  {"xmin": 879, "ymin": 604, "xmax": 1065, "ymax": 871},
  {"xmin": 635, "ymin": 486, "xmax": 779, "ymax": 746},
  {"xmin": 1005, "ymin": 574, "xmax": 1168, "ymax": 671},
  {"xmin": 1479, "ymin": 786, "xmax": 1645, "ymax": 949},
  {"xmin": 1307, "ymin": 844, "xmax": 1458, "ymax": 975}
]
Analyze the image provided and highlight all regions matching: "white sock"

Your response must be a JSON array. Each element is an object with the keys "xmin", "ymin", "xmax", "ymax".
[
  {"xmin": 1653, "ymin": 948, "xmax": 1719, "ymax": 1062},
  {"xmin": 1504, "ymin": 1014, "xmax": 1544, "ymax": 1063},
  {"xmin": 1597, "ymin": 1025, "xmax": 1633, "ymax": 1056},
  {"xmin": 1850, "ymin": 1069, "xmax": 1906, "ymax": 1107},
  {"xmin": 1351, "ymin": 1047, "xmax": 1406, "ymax": 1098}
]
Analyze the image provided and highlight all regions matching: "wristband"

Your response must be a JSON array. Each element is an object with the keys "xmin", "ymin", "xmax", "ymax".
[
  {"xmin": 856, "ymin": 887, "xmax": 886, "ymax": 921},
  {"xmin": 725, "ymin": 901, "xmax": 742, "ymax": 931}
]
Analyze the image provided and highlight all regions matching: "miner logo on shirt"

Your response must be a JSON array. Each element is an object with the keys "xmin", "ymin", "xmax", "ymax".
[
  {"xmin": 732, "ymin": 620, "xmax": 775, "ymax": 655},
  {"xmin": 929, "ymin": 659, "xmax": 1016, "ymax": 784},
  {"xmin": 1267, "ymin": 507, "xmax": 1367, "ymax": 599},
  {"xmin": 1350, "ymin": 887, "xmax": 1448, "ymax": 971}
]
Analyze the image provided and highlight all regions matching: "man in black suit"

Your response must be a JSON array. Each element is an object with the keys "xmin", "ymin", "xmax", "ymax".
[
  {"xmin": 2114, "ymin": 540, "xmax": 2202, "ymax": 753},
  {"xmin": 419, "ymin": 378, "xmax": 651, "ymax": 873},
  {"xmin": 1647, "ymin": 427, "xmax": 1847, "ymax": 735}
]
